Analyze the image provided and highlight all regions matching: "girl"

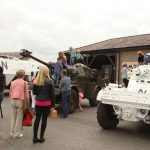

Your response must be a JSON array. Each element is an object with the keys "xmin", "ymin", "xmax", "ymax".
[
  {"xmin": 78, "ymin": 89, "xmax": 84, "ymax": 111},
  {"xmin": 58, "ymin": 51, "xmax": 68, "ymax": 68}
]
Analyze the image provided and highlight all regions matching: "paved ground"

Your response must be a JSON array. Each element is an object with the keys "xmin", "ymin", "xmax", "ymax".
[{"xmin": 1, "ymin": 97, "xmax": 150, "ymax": 150}]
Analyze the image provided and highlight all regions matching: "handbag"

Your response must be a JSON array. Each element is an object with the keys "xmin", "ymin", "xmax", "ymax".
[{"xmin": 22, "ymin": 111, "xmax": 33, "ymax": 126}]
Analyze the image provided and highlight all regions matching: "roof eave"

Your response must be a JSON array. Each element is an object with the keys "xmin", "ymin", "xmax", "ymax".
[{"xmin": 78, "ymin": 45, "xmax": 150, "ymax": 54}]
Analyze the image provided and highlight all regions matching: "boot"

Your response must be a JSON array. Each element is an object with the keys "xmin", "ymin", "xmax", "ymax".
[
  {"xmin": 33, "ymin": 136, "xmax": 40, "ymax": 144},
  {"xmin": 40, "ymin": 136, "xmax": 45, "ymax": 143}
]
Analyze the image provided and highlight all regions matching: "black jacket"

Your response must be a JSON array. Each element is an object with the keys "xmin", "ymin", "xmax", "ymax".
[
  {"xmin": 0, "ymin": 74, "xmax": 6, "ymax": 92},
  {"xmin": 33, "ymin": 78, "xmax": 55, "ymax": 106}
]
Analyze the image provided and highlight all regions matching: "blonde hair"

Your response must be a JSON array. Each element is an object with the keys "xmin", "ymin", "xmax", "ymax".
[
  {"xmin": 34, "ymin": 66, "xmax": 50, "ymax": 86},
  {"xmin": 16, "ymin": 69, "xmax": 25, "ymax": 78}
]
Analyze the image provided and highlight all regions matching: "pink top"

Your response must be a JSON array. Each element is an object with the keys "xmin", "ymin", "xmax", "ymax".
[
  {"xmin": 9, "ymin": 79, "xmax": 29, "ymax": 100},
  {"xmin": 35, "ymin": 100, "xmax": 52, "ymax": 106},
  {"xmin": 79, "ymin": 92, "xmax": 84, "ymax": 101}
]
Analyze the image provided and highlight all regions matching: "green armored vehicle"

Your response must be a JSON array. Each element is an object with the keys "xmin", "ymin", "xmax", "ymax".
[{"xmin": 20, "ymin": 49, "xmax": 106, "ymax": 113}]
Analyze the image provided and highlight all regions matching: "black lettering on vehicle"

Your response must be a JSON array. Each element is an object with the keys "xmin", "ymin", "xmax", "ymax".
[
  {"xmin": 1, "ymin": 61, "xmax": 8, "ymax": 70},
  {"xmin": 138, "ymin": 89, "xmax": 143, "ymax": 93},
  {"xmin": 138, "ymin": 89, "xmax": 147, "ymax": 93}
]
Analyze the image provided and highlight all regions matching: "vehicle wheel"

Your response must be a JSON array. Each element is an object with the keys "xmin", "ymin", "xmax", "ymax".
[
  {"xmin": 97, "ymin": 102, "xmax": 119, "ymax": 129},
  {"xmin": 89, "ymin": 88, "xmax": 100, "ymax": 107},
  {"xmin": 69, "ymin": 89, "xmax": 78, "ymax": 113}
]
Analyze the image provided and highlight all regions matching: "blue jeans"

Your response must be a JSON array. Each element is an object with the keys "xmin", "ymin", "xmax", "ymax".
[
  {"xmin": 54, "ymin": 72, "xmax": 60, "ymax": 83},
  {"xmin": 0, "ymin": 92, "xmax": 4, "ymax": 106},
  {"xmin": 70, "ymin": 57, "xmax": 75, "ymax": 65},
  {"xmin": 61, "ymin": 90, "xmax": 71, "ymax": 117}
]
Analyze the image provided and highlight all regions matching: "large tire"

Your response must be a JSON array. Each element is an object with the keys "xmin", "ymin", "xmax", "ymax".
[
  {"xmin": 69, "ymin": 89, "xmax": 78, "ymax": 113},
  {"xmin": 97, "ymin": 102, "xmax": 119, "ymax": 129},
  {"xmin": 89, "ymin": 88, "xmax": 100, "ymax": 107}
]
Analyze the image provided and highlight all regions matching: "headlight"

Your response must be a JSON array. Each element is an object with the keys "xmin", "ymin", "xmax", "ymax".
[
  {"xmin": 137, "ymin": 109, "xmax": 149, "ymax": 119},
  {"xmin": 113, "ymin": 105, "xmax": 122, "ymax": 115},
  {"xmin": 139, "ymin": 109, "xmax": 148, "ymax": 115}
]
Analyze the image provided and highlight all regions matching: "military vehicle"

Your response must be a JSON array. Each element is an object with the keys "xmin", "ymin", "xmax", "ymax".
[
  {"xmin": 97, "ymin": 64, "xmax": 150, "ymax": 129},
  {"xmin": 20, "ymin": 49, "xmax": 106, "ymax": 113}
]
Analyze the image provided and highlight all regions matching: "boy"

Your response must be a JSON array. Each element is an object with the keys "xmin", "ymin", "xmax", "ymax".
[{"xmin": 60, "ymin": 69, "xmax": 71, "ymax": 118}]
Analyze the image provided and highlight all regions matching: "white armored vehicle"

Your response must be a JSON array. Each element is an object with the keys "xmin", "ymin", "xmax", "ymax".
[
  {"xmin": 97, "ymin": 65, "xmax": 150, "ymax": 129},
  {"xmin": 0, "ymin": 55, "xmax": 43, "ymax": 88}
]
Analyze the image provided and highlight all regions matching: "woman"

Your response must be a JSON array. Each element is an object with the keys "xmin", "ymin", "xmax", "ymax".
[
  {"xmin": 0, "ymin": 66, "xmax": 6, "ymax": 108},
  {"xmin": 33, "ymin": 66, "xmax": 55, "ymax": 143},
  {"xmin": 9, "ymin": 69, "xmax": 29, "ymax": 138},
  {"xmin": 137, "ymin": 51, "xmax": 144, "ymax": 65}
]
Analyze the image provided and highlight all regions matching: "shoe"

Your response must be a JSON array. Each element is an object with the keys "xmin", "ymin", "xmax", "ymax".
[
  {"xmin": 39, "ymin": 137, "xmax": 45, "ymax": 143},
  {"xmin": 79, "ymin": 108, "xmax": 83, "ymax": 112},
  {"xmin": 14, "ymin": 133, "xmax": 23, "ymax": 139},
  {"xmin": 10, "ymin": 132, "xmax": 14, "ymax": 137},
  {"xmin": 33, "ymin": 137, "xmax": 40, "ymax": 144}
]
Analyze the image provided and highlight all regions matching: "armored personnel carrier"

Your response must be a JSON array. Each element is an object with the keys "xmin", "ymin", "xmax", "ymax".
[
  {"xmin": 20, "ymin": 49, "xmax": 106, "ymax": 113},
  {"xmin": 97, "ymin": 65, "xmax": 150, "ymax": 129}
]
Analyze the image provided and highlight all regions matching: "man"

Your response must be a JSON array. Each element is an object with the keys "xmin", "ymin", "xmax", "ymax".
[
  {"xmin": 60, "ymin": 69, "xmax": 71, "ymax": 118},
  {"xmin": 121, "ymin": 64, "xmax": 129, "ymax": 87},
  {"xmin": 69, "ymin": 47, "xmax": 76, "ymax": 65}
]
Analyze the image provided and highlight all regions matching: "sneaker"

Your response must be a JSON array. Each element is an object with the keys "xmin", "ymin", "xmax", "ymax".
[
  {"xmin": 79, "ymin": 108, "xmax": 83, "ymax": 112},
  {"xmin": 10, "ymin": 132, "xmax": 14, "ymax": 137},
  {"xmin": 14, "ymin": 133, "xmax": 24, "ymax": 139}
]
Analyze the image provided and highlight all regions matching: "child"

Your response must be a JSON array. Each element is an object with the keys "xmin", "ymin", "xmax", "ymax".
[
  {"xmin": 60, "ymin": 69, "xmax": 71, "ymax": 118},
  {"xmin": 58, "ymin": 51, "xmax": 68, "ymax": 69},
  {"xmin": 78, "ymin": 89, "xmax": 84, "ymax": 111},
  {"xmin": 76, "ymin": 50, "xmax": 84, "ymax": 64},
  {"xmin": 54, "ymin": 58, "xmax": 63, "ymax": 84}
]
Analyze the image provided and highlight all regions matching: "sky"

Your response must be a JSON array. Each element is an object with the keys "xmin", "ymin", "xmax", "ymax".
[{"xmin": 0, "ymin": 0, "xmax": 150, "ymax": 62}]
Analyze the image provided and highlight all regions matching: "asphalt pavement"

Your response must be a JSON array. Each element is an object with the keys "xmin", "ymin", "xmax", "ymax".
[{"xmin": 1, "ymin": 97, "xmax": 150, "ymax": 150}]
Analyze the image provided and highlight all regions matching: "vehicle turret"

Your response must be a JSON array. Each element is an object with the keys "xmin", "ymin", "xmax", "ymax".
[{"xmin": 20, "ymin": 49, "xmax": 54, "ymax": 69}]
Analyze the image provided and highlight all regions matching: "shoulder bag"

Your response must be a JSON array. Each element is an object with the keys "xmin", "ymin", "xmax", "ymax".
[{"xmin": 23, "ymin": 81, "xmax": 30, "ymax": 114}]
